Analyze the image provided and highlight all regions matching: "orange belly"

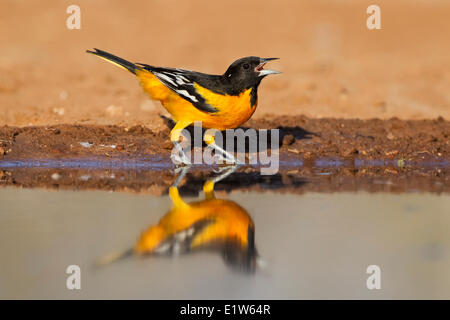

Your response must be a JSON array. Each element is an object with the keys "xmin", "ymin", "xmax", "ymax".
[
  {"xmin": 136, "ymin": 70, "xmax": 257, "ymax": 130},
  {"xmin": 134, "ymin": 198, "xmax": 253, "ymax": 254}
]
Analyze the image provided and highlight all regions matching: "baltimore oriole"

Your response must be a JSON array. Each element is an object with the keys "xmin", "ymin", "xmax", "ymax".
[
  {"xmin": 96, "ymin": 166, "xmax": 259, "ymax": 272},
  {"xmin": 87, "ymin": 48, "xmax": 280, "ymax": 164},
  {"xmin": 135, "ymin": 166, "xmax": 258, "ymax": 272}
]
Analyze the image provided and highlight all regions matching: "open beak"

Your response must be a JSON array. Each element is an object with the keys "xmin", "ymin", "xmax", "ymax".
[{"xmin": 256, "ymin": 58, "xmax": 281, "ymax": 77}]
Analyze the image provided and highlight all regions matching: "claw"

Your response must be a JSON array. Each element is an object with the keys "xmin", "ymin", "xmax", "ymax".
[
  {"xmin": 171, "ymin": 142, "xmax": 191, "ymax": 166},
  {"xmin": 170, "ymin": 154, "xmax": 191, "ymax": 166},
  {"xmin": 173, "ymin": 167, "xmax": 184, "ymax": 174},
  {"xmin": 210, "ymin": 144, "xmax": 243, "ymax": 166},
  {"xmin": 211, "ymin": 164, "xmax": 239, "ymax": 183},
  {"xmin": 213, "ymin": 166, "xmax": 232, "ymax": 174},
  {"xmin": 172, "ymin": 165, "xmax": 191, "ymax": 187}
]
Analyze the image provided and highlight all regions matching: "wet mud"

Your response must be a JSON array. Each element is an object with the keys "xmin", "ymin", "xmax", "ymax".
[
  {"xmin": 1, "ymin": 116, "xmax": 448, "ymax": 162},
  {"xmin": 1, "ymin": 116, "xmax": 448, "ymax": 194},
  {"xmin": 1, "ymin": 165, "xmax": 448, "ymax": 195}
]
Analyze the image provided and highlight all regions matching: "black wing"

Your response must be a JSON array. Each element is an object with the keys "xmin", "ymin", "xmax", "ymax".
[{"xmin": 137, "ymin": 64, "xmax": 219, "ymax": 113}]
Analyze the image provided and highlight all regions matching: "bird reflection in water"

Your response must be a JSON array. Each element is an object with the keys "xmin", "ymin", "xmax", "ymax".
[{"xmin": 98, "ymin": 166, "xmax": 260, "ymax": 273}]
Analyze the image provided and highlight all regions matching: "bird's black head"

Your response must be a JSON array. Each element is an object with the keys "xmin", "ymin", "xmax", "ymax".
[{"xmin": 223, "ymin": 56, "xmax": 280, "ymax": 90}]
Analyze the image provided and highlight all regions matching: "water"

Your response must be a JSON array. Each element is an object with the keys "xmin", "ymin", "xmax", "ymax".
[{"xmin": 0, "ymin": 162, "xmax": 449, "ymax": 299}]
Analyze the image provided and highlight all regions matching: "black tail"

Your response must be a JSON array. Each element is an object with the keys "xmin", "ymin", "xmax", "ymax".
[{"xmin": 86, "ymin": 48, "xmax": 138, "ymax": 74}]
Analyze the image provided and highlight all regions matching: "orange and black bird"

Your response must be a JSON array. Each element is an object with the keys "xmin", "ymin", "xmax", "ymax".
[
  {"xmin": 96, "ymin": 166, "xmax": 260, "ymax": 273},
  {"xmin": 87, "ymin": 48, "xmax": 280, "ymax": 164},
  {"xmin": 133, "ymin": 171, "xmax": 258, "ymax": 272}
]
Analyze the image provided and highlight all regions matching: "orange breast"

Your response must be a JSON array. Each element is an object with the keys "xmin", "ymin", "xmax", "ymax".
[
  {"xmin": 134, "ymin": 199, "xmax": 253, "ymax": 254},
  {"xmin": 136, "ymin": 70, "xmax": 257, "ymax": 130}
]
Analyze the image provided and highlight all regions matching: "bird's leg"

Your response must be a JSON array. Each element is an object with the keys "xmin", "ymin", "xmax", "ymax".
[
  {"xmin": 169, "ymin": 165, "xmax": 191, "ymax": 209},
  {"xmin": 212, "ymin": 164, "xmax": 238, "ymax": 182},
  {"xmin": 170, "ymin": 121, "xmax": 192, "ymax": 166},
  {"xmin": 172, "ymin": 165, "xmax": 191, "ymax": 187},
  {"xmin": 203, "ymin": 165, "xmax": 238, "ymax": 200},
  {"xmin": 172, "ymin": 142, "xmax": 191, "ymax": 165},
  {"xmin": 204, "ymin": 131, "xmax": 243, "ymax": 165}
]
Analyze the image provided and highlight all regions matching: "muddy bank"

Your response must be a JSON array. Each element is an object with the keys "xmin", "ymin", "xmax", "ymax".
[
  {"xmin": 0, "ymin": 116, "xmax": 448, "ymax": 163},
  {"xmin": 1, "ymin": 165, "xmax": 448, "ymax": 195}
]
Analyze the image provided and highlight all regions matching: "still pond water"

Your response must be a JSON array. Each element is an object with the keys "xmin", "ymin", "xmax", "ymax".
[{"xmin": 0, "ymin": 164, "xmax": 449, "ymax": 299}]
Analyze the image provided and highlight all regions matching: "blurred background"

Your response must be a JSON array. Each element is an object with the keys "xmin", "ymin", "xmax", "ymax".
[
  {"xmin": 1, "ymin": 1, "xmax": 449, "ymax": 299},
  {"xmin": 1, "ymin": 0, "xmax": 449, "ymax": 126}
]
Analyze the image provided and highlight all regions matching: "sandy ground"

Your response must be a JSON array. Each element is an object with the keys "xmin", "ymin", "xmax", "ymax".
[{"xmin": 1, "ymin": 0, "xmax": 450, "ymax": 128}]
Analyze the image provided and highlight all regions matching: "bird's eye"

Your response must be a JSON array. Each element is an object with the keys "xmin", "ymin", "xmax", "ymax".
[{"xmin": 243, "ymin": 63, "xmax": 250, "ymax": 69}]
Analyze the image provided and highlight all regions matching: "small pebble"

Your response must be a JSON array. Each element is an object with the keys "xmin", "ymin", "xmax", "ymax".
[
  {"xmin": 282, "ymin": 134, "xmax": 295, "ymax": 146},
  {"xmin": 106, "ymin": 105, "xmax": 123, "ymax": 117},
  {"xmin": 52, "ymin": 107, "xmax": 65, "ymax": 116},
  {"xmin": 51, "ymin": 173, "xmax": 61, "ymax": 181},
  {"xmin": 79, "ymin": 142, "xmax": 93, "ymax": 148},
  {"xmin": 387, "ymin": 132, "xmax": 395, "ymax": 140},
  {"xmin": 59, "ymin": 90, "xmax": 68, "ymax": 100}
]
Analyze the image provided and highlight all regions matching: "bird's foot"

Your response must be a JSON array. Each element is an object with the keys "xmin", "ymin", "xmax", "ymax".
[
  {"xmin": 170, "ymin": 152, "xmax": 191, "ymax": 166},
  {"xmin": 212, "ymin": 157, "xmax": 242, "ymax": 173},
  {"xmin": 218, "ymin": 155, "xmax": 243, "ymax": 166},
  {"xmin": 211, "ymin": 164, "xmax": 239, "ymax": 182},
  {"xmin": 171, "ymin": 141, "xmax": 192, "ymax": 166},
  {"xmin": 211, "ymin": 144, "xmax": 243, "ymax": 166},
  {"xmin": 172, "ymin": 166, "xmax": 191, "ymax": 187},
  {"xmin": 212, "ymin": 164, "xmax": 239, "ymax": 175},
  {"xmin": 213, "ymin": 165, "xmax": 231, "ymax": 174}
]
